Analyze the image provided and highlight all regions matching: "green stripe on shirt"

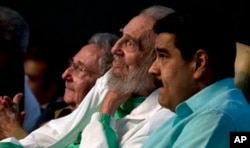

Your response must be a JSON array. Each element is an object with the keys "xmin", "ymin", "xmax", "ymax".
[
  {"xmin": 0, "ymin": 143, "xmax": 23, "ymax": 148},
  {"xmin": 68, "ymin": 96, "xmax": 145, "ymax": 148}
]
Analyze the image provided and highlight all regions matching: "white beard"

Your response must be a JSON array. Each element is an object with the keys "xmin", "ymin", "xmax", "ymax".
[{"xmin": 107, "ymin": 54, "xmax": 155, "ymax": 96}]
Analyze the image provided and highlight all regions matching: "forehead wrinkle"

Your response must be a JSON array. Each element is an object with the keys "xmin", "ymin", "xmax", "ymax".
[{"xmin": 124, "ymin": 15, "xmax": 153, "ymax": 36}]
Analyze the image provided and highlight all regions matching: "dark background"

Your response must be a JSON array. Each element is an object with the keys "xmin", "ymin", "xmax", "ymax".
[{"xmin": 0, "ymin": 0, "xmax": 249, "ymax": 57}]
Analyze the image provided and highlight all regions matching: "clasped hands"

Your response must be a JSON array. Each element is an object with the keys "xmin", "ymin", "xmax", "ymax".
[{"xmin": 0, "ymin": 93, "xmax": 24, "ymax": 140}]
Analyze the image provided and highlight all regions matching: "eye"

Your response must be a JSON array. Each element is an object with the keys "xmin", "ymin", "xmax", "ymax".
[
  {"xmin": 72, "ymin": 62, "xmax": 78, "ymax": 70},
  {"xmin": 125, "ymin": 39, "xmax": 134, "ymax": 47},
  {"xmin": 75, "ymin": 63, "xmax": 84, "ymax": 72},
  {"xmin": 71, "ymin": 62, "xmax": 82, "ymax": 72},
  {"xmin": 157, "ymin": 52, "xmax": 168, "ymax": 58}
]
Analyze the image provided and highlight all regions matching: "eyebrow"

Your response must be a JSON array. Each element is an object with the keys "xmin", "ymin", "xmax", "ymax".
[
  {"xmin": 119, "ymin": 27, "xmax": 139, "ymax": 44},
  {"xmin": 125, "ymin": 34, "xmax": 140, "ymax": 44},
  {"xmin": 76, "ymin": 60, "xmax": 83, "ymax": 65},
  {"xmin": 71, "ymin": 58, "xmax": 85, "ymax": 68},
  {"xmin": 75, "ymin": 59, "xmax": 99, "ymax": 74},
  {"xmin": 155, "ymin": 47, "xmax": 169, "ymax": 54},
  {"xmin": 75, "ymin": 60, "xmax": 88, "ymax": 69}
]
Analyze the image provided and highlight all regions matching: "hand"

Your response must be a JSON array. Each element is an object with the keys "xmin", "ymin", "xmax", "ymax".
[
  {"xmin": 0, "ymin": 93, "xmax": 25, "ymax": 122},
  {"xmin": 0, "ymin": 93, "xmax": 24, "ymax": 140},
  {"xmin": 13, "ymin": 93, "xmax": 25, "ymax": 125},
  {"xmin": 100, "ymin": 90, "xmax": 130, "ymax": 116}
]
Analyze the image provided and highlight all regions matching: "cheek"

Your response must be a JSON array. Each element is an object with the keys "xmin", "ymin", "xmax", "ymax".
[
  {"xmin": 161, "ymin": 66, "xmax": 193, "ymax": 102},
  {"xmin": 29, "ymin": 81, "xmax": 41, "ymax": 94},
  {"xmin": 76, "ymin": 79, "xmax": 94, "ymax": 97},
  {"xmin": 157, "ymin": 66, "xmax": 182, "ymax": 98},
  {"xmin": 124, "ymin": 57, "xmax": 135, "ymax": 68},
  {"xmin": 125, "ymin": 55, "xmax": 144, "ymax": 73},
  {"xmin": 124, "ymin": 52, "xmax": 140, "ymax": 66}
]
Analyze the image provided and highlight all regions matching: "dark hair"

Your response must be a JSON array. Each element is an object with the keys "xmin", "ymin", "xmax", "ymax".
[
  {"xmin": 24, "ymin": 43, "xmax": 67, "ymax": 98},
  {"xmin": 0, "ymin": 6, "xmax": 29, "ymax": 53},
  {"xmin": 154, "ymin": 7, "xmax": 236, "ymax": 80},
  {"xmin": 0, "ymin": 6, "xmax": 28, "ymax": 98}
]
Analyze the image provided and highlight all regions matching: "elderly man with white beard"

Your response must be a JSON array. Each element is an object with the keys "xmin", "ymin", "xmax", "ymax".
[
  {"xmin": 77, "ymin": 5, "xmax": 175, "ymax": 148},
  {"xmin": 0, "ymin": 5, "xmax": 175, "ymax": 148}
]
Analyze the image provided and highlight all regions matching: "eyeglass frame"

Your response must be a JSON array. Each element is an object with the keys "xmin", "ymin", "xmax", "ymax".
[{"xmin": 68, "ymin": 58, "xmax": 100, "ymax": 78}]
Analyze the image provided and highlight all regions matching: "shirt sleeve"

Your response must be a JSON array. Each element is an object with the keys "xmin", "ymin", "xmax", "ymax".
[
  {"xmin": 0, "ymin": 72, "xmax": 110, "ymax": 148},
  {"xmin": 80, "ymin": 112, "xmax": 119, "ymax": 148},
  {"xmin": 0, "ymin": 138, "xmax": 23, "ymax": 148}
]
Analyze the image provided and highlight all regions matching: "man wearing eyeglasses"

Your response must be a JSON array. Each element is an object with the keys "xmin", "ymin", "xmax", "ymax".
[
  {"xmin": 63, "ymin": 47, "xmax": 105, "ymax": 109},
  {"xmin": 0, "ymin": 6, "xmax": 174, "ymax": 148},
  {"xmin": 49, "ymin": 32, "xmax": 119, "ymax": 120},
  {"xmin": 61, "ymin": 33, "xmax": 117, "ymax": 110},
  {"xmin": 0, "ymin": 32, "xmax": 118, "ymax": 140}
]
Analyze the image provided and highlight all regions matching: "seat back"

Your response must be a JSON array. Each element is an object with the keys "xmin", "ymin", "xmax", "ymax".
[{"xmin": 235, "ymin": 42, "xmax": 250, "ymax": 103}]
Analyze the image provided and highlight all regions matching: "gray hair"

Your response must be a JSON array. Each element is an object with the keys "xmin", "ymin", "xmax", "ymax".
[
  {"xmin": 107, "ymin": 6, "xmax": 175, "ymax": 96},
  {"xmin": 137, "ymin": 5, "xmax": 175, "ymax": 54},
  {"xmin": 88, "ymin": 32, "xmax": 118, "ymax": 75},
  {"xmin": 0, "ymin": 6, "xmax": 29, "ymax": 53},
  {"xmin": 140, "ymin": 5, "xmax": 175, "ymax": 22}
]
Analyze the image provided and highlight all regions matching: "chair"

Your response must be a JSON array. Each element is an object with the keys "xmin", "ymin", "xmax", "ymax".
[{"xmin": 235, "ymin": 42, "xmax": 250, "ymax": 103}]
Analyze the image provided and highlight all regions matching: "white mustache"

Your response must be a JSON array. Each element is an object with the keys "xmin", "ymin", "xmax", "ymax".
[
  {"xmin": 65, "ymin": 81, "xmax": 74, "ymax": 91},
  {"xmin": 113, "ymin": 55, "xmax": 124, "ymax": 64},
  {"xmin": 113, "ymin": 55, "xmax": 122, "ymax": 60}
]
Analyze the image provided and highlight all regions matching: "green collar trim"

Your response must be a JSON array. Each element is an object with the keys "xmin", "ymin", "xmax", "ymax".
[{"xmin": 114, "ymin": 96, "xmax": 145, "ymax": 119}]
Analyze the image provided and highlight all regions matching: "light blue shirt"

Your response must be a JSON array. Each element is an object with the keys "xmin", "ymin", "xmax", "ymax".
[
  {"xmin": 23, "ymin": 75, "xmax": 41, "ymax": 133},
  {"xmin": 143, "ymin": 78, "xmax": 250, "ymax": 148}
]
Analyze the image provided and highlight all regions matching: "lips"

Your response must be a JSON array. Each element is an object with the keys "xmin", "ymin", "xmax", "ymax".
[
  {"xmin": 112, "ymin": 56, "xmax": 124, "ymax": 68},
  {"xmin": 65, "ymin": 82, "xmax": 74, "ymax": 91},
  {"xmin": 64, "ymin": 88, "xmax": 74, "ymax": 94}
]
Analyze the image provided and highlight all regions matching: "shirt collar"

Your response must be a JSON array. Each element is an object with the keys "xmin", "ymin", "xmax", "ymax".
[{"xmin": 175, "ymin": 78, "xmax": 234, "ymax": 117}]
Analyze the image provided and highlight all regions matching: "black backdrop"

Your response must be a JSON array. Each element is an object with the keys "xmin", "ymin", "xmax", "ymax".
[{"xmin": 1, "ymin": 0, "xmax": 249, "ymax": 57}]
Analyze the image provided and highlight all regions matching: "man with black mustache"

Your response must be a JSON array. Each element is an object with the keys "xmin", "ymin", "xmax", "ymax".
[
  {"xmin": 0, "ymin": 5, "xmax": 175, "ymax": 148},
  {"xmin": 143, "ymin": 7, "xmax": 250, "ymax": 148}
]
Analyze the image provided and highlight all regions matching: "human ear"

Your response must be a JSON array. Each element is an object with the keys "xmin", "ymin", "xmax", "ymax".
[{"xmin": 192, "ymin": 49, "xmax": 208, "ymax": 79}]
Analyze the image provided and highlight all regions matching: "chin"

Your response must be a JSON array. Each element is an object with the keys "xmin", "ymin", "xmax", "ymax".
[
  {"xmin": 63, "ymin": 94, "xmax": 73, "ymax": 103},
  {"xmin": 158, "ymin": 87, "xmax": 165, "ymax": 96},
  {"xmin": 63, "ymin": 98, "xmax": 71, "ymax": 104},
  {"xmin": 112, "ymin": 68, "xmax": 124, "ymax": 77},
  {"xmin": 157, "ymin": 91, "xmax": 167, "ymax": 107},
  {"xmin": 158, "ymin": 99, "xmax": 170, "ymax": 109},
  {"xmin": 158, "ymin": 97, "xmax": 165, "ymax": 107}
]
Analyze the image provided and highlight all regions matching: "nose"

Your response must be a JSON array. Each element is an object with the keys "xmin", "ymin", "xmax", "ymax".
[
  {"xmin": 111, "ymin": 39, "xmax": 124, "ymax": 55},
  {"xmin": 62, "ymin": 67, "xmax": 73, "ymax": 80},
  {"xmin": 148, "ymin": 59, "xmax": 160, "ymax": 76}
]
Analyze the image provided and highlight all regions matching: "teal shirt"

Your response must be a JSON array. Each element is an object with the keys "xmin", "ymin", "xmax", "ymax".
[{"xmin": 143, "ymin": 78, "xmax": 250, "ymax": 148}]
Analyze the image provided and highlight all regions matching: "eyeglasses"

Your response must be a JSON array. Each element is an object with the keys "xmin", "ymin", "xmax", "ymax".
[{"xmin": 68, "ymin": 58, "xmax": 99, "ymax": 78}]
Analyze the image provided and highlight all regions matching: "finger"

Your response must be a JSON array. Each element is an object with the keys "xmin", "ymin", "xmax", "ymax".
[
  {"xmin": 3, "ymin": 96, "xmax": 13, "ymax": 107},
  {"xmin": 0, "ymin": 96, "xmax": 11, "ymax": 108},
  {"xmin": 13, "ymin": 93, "xmax": 24, "ymax": 105},
  {"xmin": 0, "ymin": 96, "xmax": 4, "ymax": 110},
  {"xmin": 19, "ymin": 111, "xmax": 26, "ymax": 126},
  {"xmin": 0, "ymin": 96, "xmax": 3, "ymax": 104}
]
